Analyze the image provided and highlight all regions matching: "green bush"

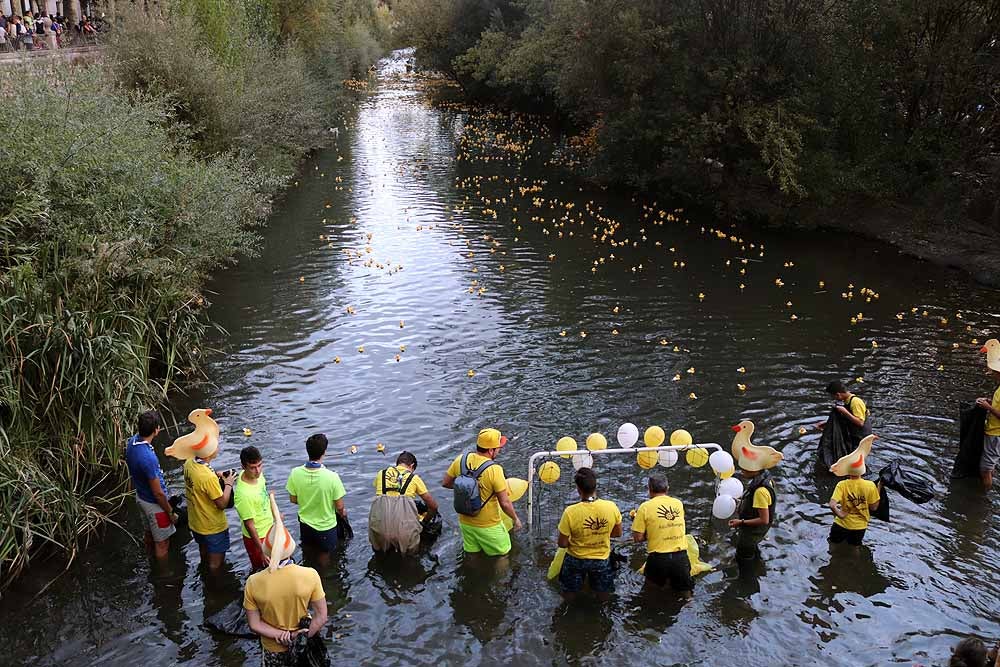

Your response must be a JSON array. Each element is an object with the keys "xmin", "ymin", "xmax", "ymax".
[
  {"xmin": 108, "ymin": 12, "xmax": 330, "ymax": 179},
  {"xmin": 0, "ymin": 0, "xmax": 390, "ymax": 587},
  {"xmin": 0, "ymin": 63, "xmax": 269, "ymax": 585}
]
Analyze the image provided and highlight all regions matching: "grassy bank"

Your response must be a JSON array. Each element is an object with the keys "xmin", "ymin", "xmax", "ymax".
[{"xmin": 0, "ymin": 0, "xmax": 389, "ymax": 587}]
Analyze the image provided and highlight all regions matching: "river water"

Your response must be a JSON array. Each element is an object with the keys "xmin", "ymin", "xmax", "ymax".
[{"xmin": 5, "ymin": 51, "xmax": 1000, "ymax": 667}]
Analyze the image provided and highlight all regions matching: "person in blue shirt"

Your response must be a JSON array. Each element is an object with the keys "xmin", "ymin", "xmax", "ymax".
[{"xmin": 125, "ymin": 411, "xmax": 176, "ymax": 560}]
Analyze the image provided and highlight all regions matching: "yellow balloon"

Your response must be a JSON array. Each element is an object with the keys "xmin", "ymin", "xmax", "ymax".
[
  {"xmin": 637, "ymin": 450, "xmax": 658, "ymax": 469},
  {"xmin": 539, "ymin": 461, "xmax": 561, "ymax": 484},
  {"xmin": 556, "ymin": 436, "xmax": 577, "ymax": 459},
  {"xmin": 670, "ymin": 429, "xmax": 693, "ymax": 446},
  {"xmin": 643, "ymin": 426, "xmax": 665, "ymax": 447},
  {"xmin": 720, "ymin": 467, "xmax": 735, "ymax": 480},
  {"xmin": 586, "ymin": 432, "xmax": 608, "ymax": 451},
  {"xmin": 686, "ymin": 447, "xmax": 709, "ymax": 467},
  {"xmin": 506, "ymin": 477, "xmax": 528, "ymax": 502}
]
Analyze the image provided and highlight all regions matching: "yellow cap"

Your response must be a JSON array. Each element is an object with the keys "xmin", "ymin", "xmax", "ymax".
[{"xmin": 477, "ymin": 428, "xmax": 508, "ymax": 449}]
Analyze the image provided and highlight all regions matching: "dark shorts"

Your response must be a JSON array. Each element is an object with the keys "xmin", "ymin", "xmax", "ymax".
[
  {"xmin": 192, "ymin": 529, "xmax": 230, "ymax": 554},
  {"xmin": 559, "ymin": 554, "xmax": 614, "ymax": 594},
  {"xmin": 300, "ymin": 521, "xmax": 338, "ymax": 553},
  {"xmin": 829, "ymin": 522, "xmax": 866, "ymax": 546},
  {"xmin": 735, "ymin": 526, "xmax": 769, "ymax": 560},
  {"xmin": 644, "ymin": 550, "xmax": 694, "ymax": 591}
]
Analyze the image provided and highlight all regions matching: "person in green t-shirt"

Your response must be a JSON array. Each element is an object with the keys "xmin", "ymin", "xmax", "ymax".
[
  {"xmin": 286, "ymin": 433, "xmax": 346, "ymax": 567},
  {"xmin": 234, "ymin": 446, "xmax": 273, "ymax": 572}
]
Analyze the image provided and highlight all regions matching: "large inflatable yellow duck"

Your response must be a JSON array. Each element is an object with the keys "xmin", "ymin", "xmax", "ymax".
[
  {"xmin": 829, "ymin": 434, "xmax": 876, "ymax": 476},
  {"xmin": 730, "ymin": 420, "xmax": 783, "ymax": 471},
  {"xmin": 981, "ymin": 338, "xmax": 1000, "ymax": 372},
  {"xmin": 262, "ymin": 492, "xmax": 296, "ymax": 572},
  {"xmin": 164, "ymin": 408, "xmax": 220, "ymax": 460}
]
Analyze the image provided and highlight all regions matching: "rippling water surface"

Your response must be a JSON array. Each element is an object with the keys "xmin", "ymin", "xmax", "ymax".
[{"xmin": 5, "ymin": 51, "xmax": 1000, "ymax": 667}]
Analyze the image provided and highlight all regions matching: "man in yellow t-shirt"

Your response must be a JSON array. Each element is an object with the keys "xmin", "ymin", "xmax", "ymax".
[
  {"xmin": 631, "ymin": 476, "xmax": 693, "ymax": 594},
  {"xmin": 828, "ymin": 438, "xmax": 881, "ymax": 547},
  {"xmin": 183, "ymin": 453, "xmax": 236, "ymax": 574},
  {"xmin": 373, "ymin": 451, "xmax": 439, "ymax": 518},
  {"xmin": 821, "ymin": 380, "xmax": 870, "ymax": 447},
  {"xmin": 442, "ymin": 428, "xmax": 521, "ymax": 556},
  {"xmin": 369, "ymin": 451, "xmax": 439, "ymax": 554},
  {"xmin": 244, "ymin": 492, "xmax": 327, "ymax": 667},
  {"xmin": 975, "ymin": 363, "xmax": 1000, "ymax": 489},
  {"xmin": 557, "ymin": 467, "xmax": 622, "ymax": 600}
]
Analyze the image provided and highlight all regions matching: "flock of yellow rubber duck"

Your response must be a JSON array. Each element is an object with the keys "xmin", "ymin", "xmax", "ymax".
[{"xmin": 273, "ymin": 79, "xmax": 992, "ymax": 459}]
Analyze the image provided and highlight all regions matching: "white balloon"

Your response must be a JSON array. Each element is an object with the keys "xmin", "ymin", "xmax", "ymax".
[
  {"xmin": 617, "ymin": 422, "xmax": 639, "ymax": 448},
  {"xmin": 718, "ymin": 477, "xmax": 744, "ymax": 499},
  {"xmin": 572, "ymin": 453, "xmax": 594, "ymax": 470},
  {"xmin": 658, "ymin": 448, "xmax": 678, "ymax": 467},
  {"xmin": 709, "ymin": 451, "xmax": 735, "ymax": 474},
  {"xmin": 712, "ymin": 495, "xmax": 737, "ymax": 520}
]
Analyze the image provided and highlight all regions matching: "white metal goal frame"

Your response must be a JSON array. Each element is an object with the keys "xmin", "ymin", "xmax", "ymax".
[{"xmin": 526, "ymin": 443, "xmax": 725, "ymax": 530}]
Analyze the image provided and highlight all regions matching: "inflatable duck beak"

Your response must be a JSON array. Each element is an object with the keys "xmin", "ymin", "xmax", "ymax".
[
  {"xmin": 731, "ymin": 425, "xmax": 742, "ymax": 432},
  {"xmin": 981, "ymin": 345, "xmax": 988, "ymax": 353},
  {"xmin": 204, "ymin": 408, "xmax": 213, "ymax": 416}
]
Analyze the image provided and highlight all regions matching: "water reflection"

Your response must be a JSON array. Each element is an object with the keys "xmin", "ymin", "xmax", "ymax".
[
  {"xmin": 810, "ymin": 545, "xmax": 895, "ymax": 602},
  {"xmin": 449, "ymin": 552, "xmax": 515, "ymax": 643},
  {"xmin": 550, "ymin": 599, "xmax": 616, "ymax": 664},
  {"xmin": 365, "ymin": 550, "xmax": 438, "ymax": 600}
]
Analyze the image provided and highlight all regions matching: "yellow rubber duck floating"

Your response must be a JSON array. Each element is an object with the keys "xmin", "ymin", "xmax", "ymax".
[
  {"xmin": 829, "ymin": 434, "xmax": 876, "ymax": 476},
  {"xmin": 981, "ymin": 338, "xmax": 1000, "ymax": 372},
  {"xmin": 243, "ymin": 428, "xmax": 253, "ymax": 437},
  {"xmin": 165, "ymin": 408, "xmax": 220, "ymax": 460},
  {"xmin": 730, "ymin": 420, "xmax": 783, "ymax": 471}
]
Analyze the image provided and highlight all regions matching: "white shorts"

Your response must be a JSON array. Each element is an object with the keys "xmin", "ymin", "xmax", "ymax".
[{"xmin": 136, "ymin": 495, "xmax": 176, "ymax": 542}]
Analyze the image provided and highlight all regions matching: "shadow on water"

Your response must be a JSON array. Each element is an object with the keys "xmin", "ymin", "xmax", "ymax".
[
  {"xmin": 449, "ymin": 551, "xmax": 514, "ymax": 643},
  {"xmin": 550, "ymin": 598, "xmax": 616, "ymax": 665},
  {"xmin": 365, "ymin": 549, "xmax": 439, "ymax": 600},
  {"xmin": 809, "ymin": 544, "xmax": 896, "ymax": 603}
]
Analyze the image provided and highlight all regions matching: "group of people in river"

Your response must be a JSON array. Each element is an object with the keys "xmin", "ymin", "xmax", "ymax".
[{"xmin": 122, "ymin": 339, "xmax": 1000, "ymax": 665}]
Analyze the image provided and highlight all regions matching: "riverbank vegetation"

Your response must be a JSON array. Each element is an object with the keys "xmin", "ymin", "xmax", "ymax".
[
  {"xmin": 0, "ymin": 0, "xmax": 389, "ymax": 586},
  {"xmin": 396, "ymin": 0, "xmax": 999, "ymax": 226}
]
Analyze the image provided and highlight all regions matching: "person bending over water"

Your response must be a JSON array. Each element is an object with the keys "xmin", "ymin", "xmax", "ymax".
[
  {"xmin": 817, "ymin": 380, "xmax": 871, "ymax": 448},
  {"xmin": 370, "ymin": 451, "xmax": 439, "ymax": 554}
]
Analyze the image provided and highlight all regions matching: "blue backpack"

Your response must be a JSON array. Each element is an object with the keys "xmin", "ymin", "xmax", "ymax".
[{"xmin": 453, "ymin": 452, "xmax": 497, "ymax": 516}]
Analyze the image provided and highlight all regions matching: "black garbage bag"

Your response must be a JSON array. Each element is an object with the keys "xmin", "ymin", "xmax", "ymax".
[
  {"xmin": 817, "ymin": 408, "xmax": 854, "ymax": 470},
  {"xmin": 336, "ymin": 513, "xmax": 354, "ymax": 542},
  {"xmin": 952, "ymin": 402, "xmax": 986, "ymax": 479},
  {"xmin": 168, "ymin": 495, "xmax": 188, "ymax": 526},
  {"xmin": 877, "ymin": 460, "xmax": 935, "ymax": 504},
  {"xmin": 609, "ymin": 548, "xmax": 628, "ymax": 572},
  {"xmin": 420, "ymin": 513, "xmax": 443, "ymax": 541},
  {"xmin": 289, "ymin": 617, "xmax": 329, "ymax": 667},
  {"xmin": 870, "ymin": 488, "xmax": 890, "ymax": 522},
  {"xmin": 203, "ymin": 601, "xmax": 255, "ymax": 639}
]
